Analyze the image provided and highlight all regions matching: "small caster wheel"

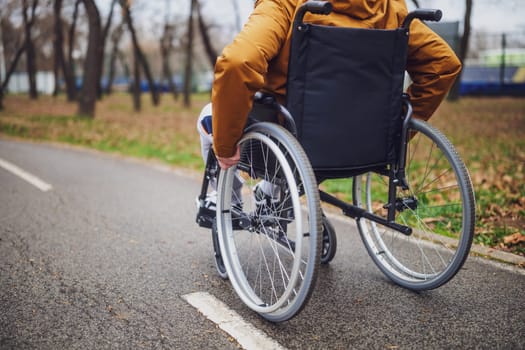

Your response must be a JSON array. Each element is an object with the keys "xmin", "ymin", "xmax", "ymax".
[{"xmin": 320, "ymin": 214, "xmax": 337, "ymax": 264}]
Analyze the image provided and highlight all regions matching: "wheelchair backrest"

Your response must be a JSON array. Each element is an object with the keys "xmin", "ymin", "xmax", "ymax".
[{"xmin": 286, "ymin": 22, "xmax": 409, "ymax": 176}]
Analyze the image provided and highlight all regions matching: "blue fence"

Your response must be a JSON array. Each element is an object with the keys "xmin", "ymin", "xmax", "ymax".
[{"xmin": 460, "ymin": 65, "xmax": 525, "ymax": 96}]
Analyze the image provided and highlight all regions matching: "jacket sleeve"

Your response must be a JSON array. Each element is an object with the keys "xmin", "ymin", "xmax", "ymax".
[
  {"xmin": 406, "ymin": 19, "xmax": 462, "ymax": 121},
  {"xmin": 212, "ymin": 0, "xmax": 292, "ymax": 158}
]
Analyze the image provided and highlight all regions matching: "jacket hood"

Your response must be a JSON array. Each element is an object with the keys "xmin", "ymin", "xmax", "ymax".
[{"xmin": 330, "ymin": 0, "xmax": 386, "ymax": 20}]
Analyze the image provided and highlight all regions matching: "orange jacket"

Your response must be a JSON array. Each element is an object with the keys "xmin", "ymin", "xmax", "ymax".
[{"xmin": 212, "ymin": 0, "xmax": 461, "ymax": 158}]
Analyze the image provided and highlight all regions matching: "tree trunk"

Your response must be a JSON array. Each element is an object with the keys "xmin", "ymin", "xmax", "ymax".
[
  {"xmin": 184, "ymin": 0, "xmax": 196, "ymax": 107},
  {"xmin": 196, "ymin": 0, "xmax": 218, "ymax": 69},
  {"xmin": 106, "ymin": 23, "xmax": 124, "ymax": 95},
  {"xmin": 120, "ymin": 0, "xmax": 160, "ymax": 106},
  {"xmin": 22, "ymin": 0, "xmax": 39, "ymax": 99},
  {"xmin": 78, "ymin": 0, "xmax": 102, "ymax": 117},
  {"xmin": 105, "ymin": 46, "xmax": 117, "ymax": 95},
  {"xmin": 63, "ymin": 0, "xmax": 81, "ymax": 101},
  {"xmin": 0, "ymin": 45, "xmax": 26, "ymax": 110},
  {"xmin": 160, "ymin": 23, "xmax": 178, "ymax": 101},
  {"xmin": 0, "ymin": 17, "xmax": 27, "ymax": 109},
  {"xmin": 448, "ymin": 0, "xmax": 472, "ymax": 101},
  {"xmin": 96, "ymin": 0, "xmax": 117, "ymax": 98},
  {"xmin": 53, "ymin": 0, "xmax": 63, "ymax": 96},
  {"xmin": 132, "ymin": 48, "xmax": 141, "ymax": 111},
  {"xmin": 117, "ymin": 50, "xmax": 130, "ymax": 82},
  {"xmin": 53, "ymin": 0, "xmax": 74, "ymax": 98}
]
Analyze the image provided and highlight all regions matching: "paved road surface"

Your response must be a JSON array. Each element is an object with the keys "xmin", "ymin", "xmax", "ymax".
[{"xmin": 1, "ymin": 139, "xmax": 524, "ymax": 349}]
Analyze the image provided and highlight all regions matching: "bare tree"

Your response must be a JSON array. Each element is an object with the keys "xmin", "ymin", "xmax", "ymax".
[
  {"xmin": 53, "ymin": 0, "xmax": 78, "ymax": 100},
  {"xmin": 119, "ymin": 0, "xmax": 160, "ymax": 109},
  {"xmin": 96, "ymin": 0, "xmax": 117, "ymax": 98},
  {"xmin": 0, "ymin": 18, "xmax": 26, "ymax": 109},
  {"xmin": 53, "ymin": 0, "xmax": 81, "ymax": 101},
  {"xmin": 105, "ymin": 21, "xmax": 131, "ymax": 95},
  {"xmin": 65, "ymin": 0, "xmax": 81, "ymax": 100},
  {"xmin": 22, "ymin": 0, "xmax": 39, "ymax": 99},
  {"xmin": 117, "ymin": 50, "xmax": 130, "ymax": 81},
  {"xmin": 448, "ymin": 0, "xmax": 473, "ymax": 100},
  {"xmin": 53, "ymin": 0, "xmax": 65, "ymax": 96},
  {"xmin": 160, "ymin": 23, "xmax": 179, "ymax": 100},
  {"xmin": 105, "ymin": 22, "xmax": 124, "ymax": 95},
  {"xmin": 132, "ymin": 39, "xmax": 141, "ymax": 110},
  {"xmin": 196, "ymin": 0, "xmax": 218, "ymax": 69},
  {"xmin": 183, "ymin": 0, "xmax": 196, "ymax": 107},
  {"xmin": 78, "ymin": 0, "xmax": 102, "ymax": 117},
  {"xmin": 458, "ymin": 0, "xmax": 473, "ymax": 67}
]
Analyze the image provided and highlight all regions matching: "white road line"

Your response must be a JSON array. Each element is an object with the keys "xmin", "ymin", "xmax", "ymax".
[
  {"xmin": 182, "ymin": 292, "xmax": 287, "ymax": 350},
  {"xmin": 0, "ymin": 158, "xmax": 53, "ymax": 192}
]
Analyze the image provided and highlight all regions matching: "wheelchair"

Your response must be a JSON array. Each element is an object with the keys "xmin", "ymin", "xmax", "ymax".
[{"xmin": 196, "ymin": 1, "xmax": 475, "ymax": 323}]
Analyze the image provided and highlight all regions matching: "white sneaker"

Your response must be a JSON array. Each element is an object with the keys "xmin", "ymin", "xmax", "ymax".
[
  {"xmin": 197, "ymin": 190, "xmax": 243, "ymax": 213},
  {"xmin": 254, "ymin": 182, "xmax": 280, "ymax": 206},
  {"xmin": 196, "ymin": 190, "xmax": 217, "ymax": 211}
]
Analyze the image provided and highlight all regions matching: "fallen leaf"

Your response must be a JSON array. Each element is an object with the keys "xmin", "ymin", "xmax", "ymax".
[
  {"xmin": 502, "ymin": 175, "xmax": 513, "ymax": 184},
  {"xmin": 422, "ymin": 217, "xmax": 445, "ymax": 224},
  {"xmin": 115, "ymin": 312, "xmax": 129, "ymax": 321},
  {"xmin": 503, "ymin": 233, "xmax": 525, "ymax": 245}
]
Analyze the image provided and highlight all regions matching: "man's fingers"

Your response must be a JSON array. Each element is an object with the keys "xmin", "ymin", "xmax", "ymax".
[
  {"xmin": 217, "ymin": 146, "xmax": 240, "ymax": 170},
  {"xmin": 218, "ymin": 159, "xmax": 232, "ymax": 170}
]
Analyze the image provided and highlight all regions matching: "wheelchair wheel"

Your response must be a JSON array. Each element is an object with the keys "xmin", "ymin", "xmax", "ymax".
[
  {"xmin": 353, "ymin": 118, "xmax": 475, "ymax": 291},
  {"xmin": 320, "ymin": 213, "xmax": 337, "ymax": 264},
  {"xmin": 216, "ymin": 122, "xmax": 321, "ymax": 322}
]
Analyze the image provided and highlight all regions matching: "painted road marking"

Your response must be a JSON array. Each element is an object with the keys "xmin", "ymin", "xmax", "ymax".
[
  {"xmin": 0, "ymin": 158, "xmax": 53, "ymax": 192},
  {"xmin": 182, "ymin": 291, "xmax": 286, "ymax": 350}
]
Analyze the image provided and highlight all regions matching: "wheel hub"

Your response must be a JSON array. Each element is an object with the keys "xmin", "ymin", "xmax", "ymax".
[{"xmin": 395, "ymin": 196, "xmax": 418, "ymax": 212}]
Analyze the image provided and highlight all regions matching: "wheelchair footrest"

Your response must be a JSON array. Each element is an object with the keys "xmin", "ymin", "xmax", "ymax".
[{"xmin": 196, "ymin": 206, "xmax": 215, "ymax": 229}]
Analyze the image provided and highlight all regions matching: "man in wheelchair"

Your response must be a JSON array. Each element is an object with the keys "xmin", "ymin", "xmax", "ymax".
[
  {"xmin": 197, "ymin": 0, "xmax": 460, "ymax": 222},
  {"xmin": 195, "ymin": 0, "xmax": 474, "ymax": 322}
]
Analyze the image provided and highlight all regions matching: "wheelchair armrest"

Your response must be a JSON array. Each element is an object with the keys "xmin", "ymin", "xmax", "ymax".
[
  {"xmin": 252, "ymin": 92, "xmax": 298, "ymax": 138},
  {"xmin": 402, "ymin": 9, "xmax": 442, "ymax": 29}
]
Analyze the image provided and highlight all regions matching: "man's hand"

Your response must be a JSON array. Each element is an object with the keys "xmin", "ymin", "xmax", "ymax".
[{"xmin": 216, "ymin": 145, "xmax": 240, "ymax": 170}]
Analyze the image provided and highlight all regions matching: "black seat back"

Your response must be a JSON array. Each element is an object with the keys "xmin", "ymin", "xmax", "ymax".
[{"xmin": 286, "ymin": 23, "xmax": 408, "ymax": 178}]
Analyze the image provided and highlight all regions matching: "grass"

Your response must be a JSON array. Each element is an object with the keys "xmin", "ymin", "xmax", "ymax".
[
  {"xmin": 0, "ymin": 93, "xmax": 207, "ymax": 169},
  {"xmin": 0, "ymin": 93, "xmax": 524, "ymax": 256},
  {"xmin": 434, "ymin": 97, "xmax": 525, "ymax": 256}
]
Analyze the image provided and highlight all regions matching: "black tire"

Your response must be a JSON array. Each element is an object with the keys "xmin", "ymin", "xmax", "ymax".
[
  {"xmin": 211, "ymin": 220, "xmax": 228, "ymax": 279},
  {"xmin": 320, "ymin": 214, "xmax": 337, "ymax": 264},
  {"xmin": 353, "ymin": 119, "xmax": 475, "ymax": 290}
]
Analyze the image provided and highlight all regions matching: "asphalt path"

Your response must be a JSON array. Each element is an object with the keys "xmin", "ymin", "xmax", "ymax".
[{"xmin": 1, "ymin": 139, "xmax": 524, "ymax": 350}]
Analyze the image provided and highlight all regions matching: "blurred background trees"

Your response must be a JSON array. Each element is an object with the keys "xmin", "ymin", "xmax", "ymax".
[
  {"xmin": 0, "ymin": 0, "xmax": 239, "ymax": 116},
  {"xmin": 0, "ymin": 0, "xmax": 523, "ymax": 117}
]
